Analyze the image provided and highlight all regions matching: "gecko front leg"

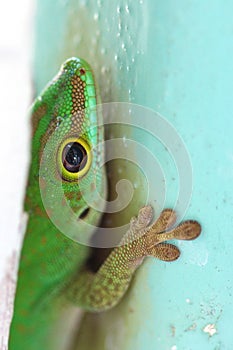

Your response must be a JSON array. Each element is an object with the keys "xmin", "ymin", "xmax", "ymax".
[{"xmin": 65, "ymin": 206, "xmax": 201, "ymax": 312}]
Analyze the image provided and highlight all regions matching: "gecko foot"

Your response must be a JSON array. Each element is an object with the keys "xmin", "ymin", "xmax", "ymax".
[{"xmin": 127, "ymin": 206, "xmax": 201, "ymax": 262}]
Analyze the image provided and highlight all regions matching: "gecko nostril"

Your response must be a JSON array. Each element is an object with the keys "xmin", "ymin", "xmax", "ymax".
[
  {"xmin": 79, "ymin": 68, "xmax": 86, "ymax": 75},
  {"xmin": 79, "ymin": 207, "xmax": 90, "ymax": 220}
]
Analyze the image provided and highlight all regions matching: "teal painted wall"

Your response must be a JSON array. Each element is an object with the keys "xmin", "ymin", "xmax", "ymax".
[{"xmin": 34, "ymin": 1, "xmax": 233, "ymax": 349}]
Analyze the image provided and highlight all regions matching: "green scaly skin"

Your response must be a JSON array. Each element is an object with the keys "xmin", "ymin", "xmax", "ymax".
[{"xmin": 9, "ymin": 58, "xmax": 201, "ymax": 350}]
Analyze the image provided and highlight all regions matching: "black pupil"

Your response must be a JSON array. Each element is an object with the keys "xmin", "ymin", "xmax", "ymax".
[
  {"xmin": 66, "ymin": 144, "xmax": 83, "ymax": 166},
  {"xmin": 62, "ymin": 142, "xmax": 87, "ymax": 173}
]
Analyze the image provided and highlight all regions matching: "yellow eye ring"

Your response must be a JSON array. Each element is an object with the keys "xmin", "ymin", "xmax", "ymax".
[{"xmin": 57, "ymin": 137, "xmax": 92, "ymax": 181}]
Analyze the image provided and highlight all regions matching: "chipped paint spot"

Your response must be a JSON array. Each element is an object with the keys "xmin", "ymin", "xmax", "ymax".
[
  {"xmin": 170, "ymin": 324, "xmax": 176, "ymax": 337},
  {"xmin": 203, "ymin": 323, "xmax": 217, "ymax": 337},
  {"xmin": 185, "ymin": 323, "xmax": 197, "ymax": 332}
]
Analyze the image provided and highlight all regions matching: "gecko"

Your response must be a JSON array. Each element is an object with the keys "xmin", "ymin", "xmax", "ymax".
[{"xmin": 8, "ymin": 57, "xmax": 201, "ymax": 350}]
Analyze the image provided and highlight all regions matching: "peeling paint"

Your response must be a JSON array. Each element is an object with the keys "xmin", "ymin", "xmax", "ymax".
[
  {"xmin": 170, "ymin": 324, "xmax": 176, "ymax": 337},
  {"xmin": 203, "ymin": 324, "xmax": 217, "ymax": 337},
  {"xmin": 0, "ymin": 252, "xmax": 18, "ymax": 349},
  {"xmin": 185, "ymin": 323, "xmax": 197, "ymax": 332}
]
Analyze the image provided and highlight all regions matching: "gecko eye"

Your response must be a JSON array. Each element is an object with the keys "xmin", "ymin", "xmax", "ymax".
[
  {"xmin": 62, "ymin": 142, "xmax": 87, "ymax": 173},
  {"xmin": 58, "ymin": 137, "xmax": 92, "ymax": 181}
]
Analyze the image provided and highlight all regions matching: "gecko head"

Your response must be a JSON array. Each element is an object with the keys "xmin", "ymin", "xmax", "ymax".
[{"xmin": 32, "ymin": 57, "xmax": 107, "ymax": 239}]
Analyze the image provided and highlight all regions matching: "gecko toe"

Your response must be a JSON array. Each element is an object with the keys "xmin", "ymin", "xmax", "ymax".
[{"xmin": 147, "ymin": 243, "xmax": 180, "ymax": 261}]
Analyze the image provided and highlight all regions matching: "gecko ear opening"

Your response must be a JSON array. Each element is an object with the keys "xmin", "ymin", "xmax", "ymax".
[{"xmin": 79, "ymin": 207, "xmax": 90, "ymax": 220}]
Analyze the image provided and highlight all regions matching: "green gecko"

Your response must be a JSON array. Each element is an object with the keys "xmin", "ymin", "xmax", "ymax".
[{"xmin": 8, "ymin": 57, "xmax": 201, "ymax": 350}]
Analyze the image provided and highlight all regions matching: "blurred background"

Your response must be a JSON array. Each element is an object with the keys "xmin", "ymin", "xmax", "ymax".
[{"xmin": 0, "ymin": 1, "xmax": 32, "ymax": 279}]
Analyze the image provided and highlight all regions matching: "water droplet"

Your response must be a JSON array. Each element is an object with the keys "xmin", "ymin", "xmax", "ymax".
[
  {"xmin": 121, "ymin": 43, "xmax": 126, "ymax": 51},
  {"xmin": 114, "ymin": 54, "xmax": 118, "ymax": 61},
  {"xmin": 101, "ymin": 66, "xmax": 108, "ymax": 74},
  {"xmin": 123, "ymin": 136, "xmax": 128, "ymax": 148},
  {"xmin": 125, "ymin": 4, "xmax": 130, "ymax": 13},
  {"xmin": 94, "ymin": 13, "xmax": 99, "ymax": 21},
  {"xmin": 117, "ymin": 5, "xmax": 121, "ymax": 14}
]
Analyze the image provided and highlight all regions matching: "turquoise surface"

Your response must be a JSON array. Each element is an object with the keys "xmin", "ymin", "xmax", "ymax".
[{"xmin": 34, "ymin": 0, "xmax": 233, "ymax": 348}]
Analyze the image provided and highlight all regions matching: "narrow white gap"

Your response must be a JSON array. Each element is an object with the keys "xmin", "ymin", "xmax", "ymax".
[{"xmin": 0, "ymin": 1, "xmax": 33, "ymax": 277}]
